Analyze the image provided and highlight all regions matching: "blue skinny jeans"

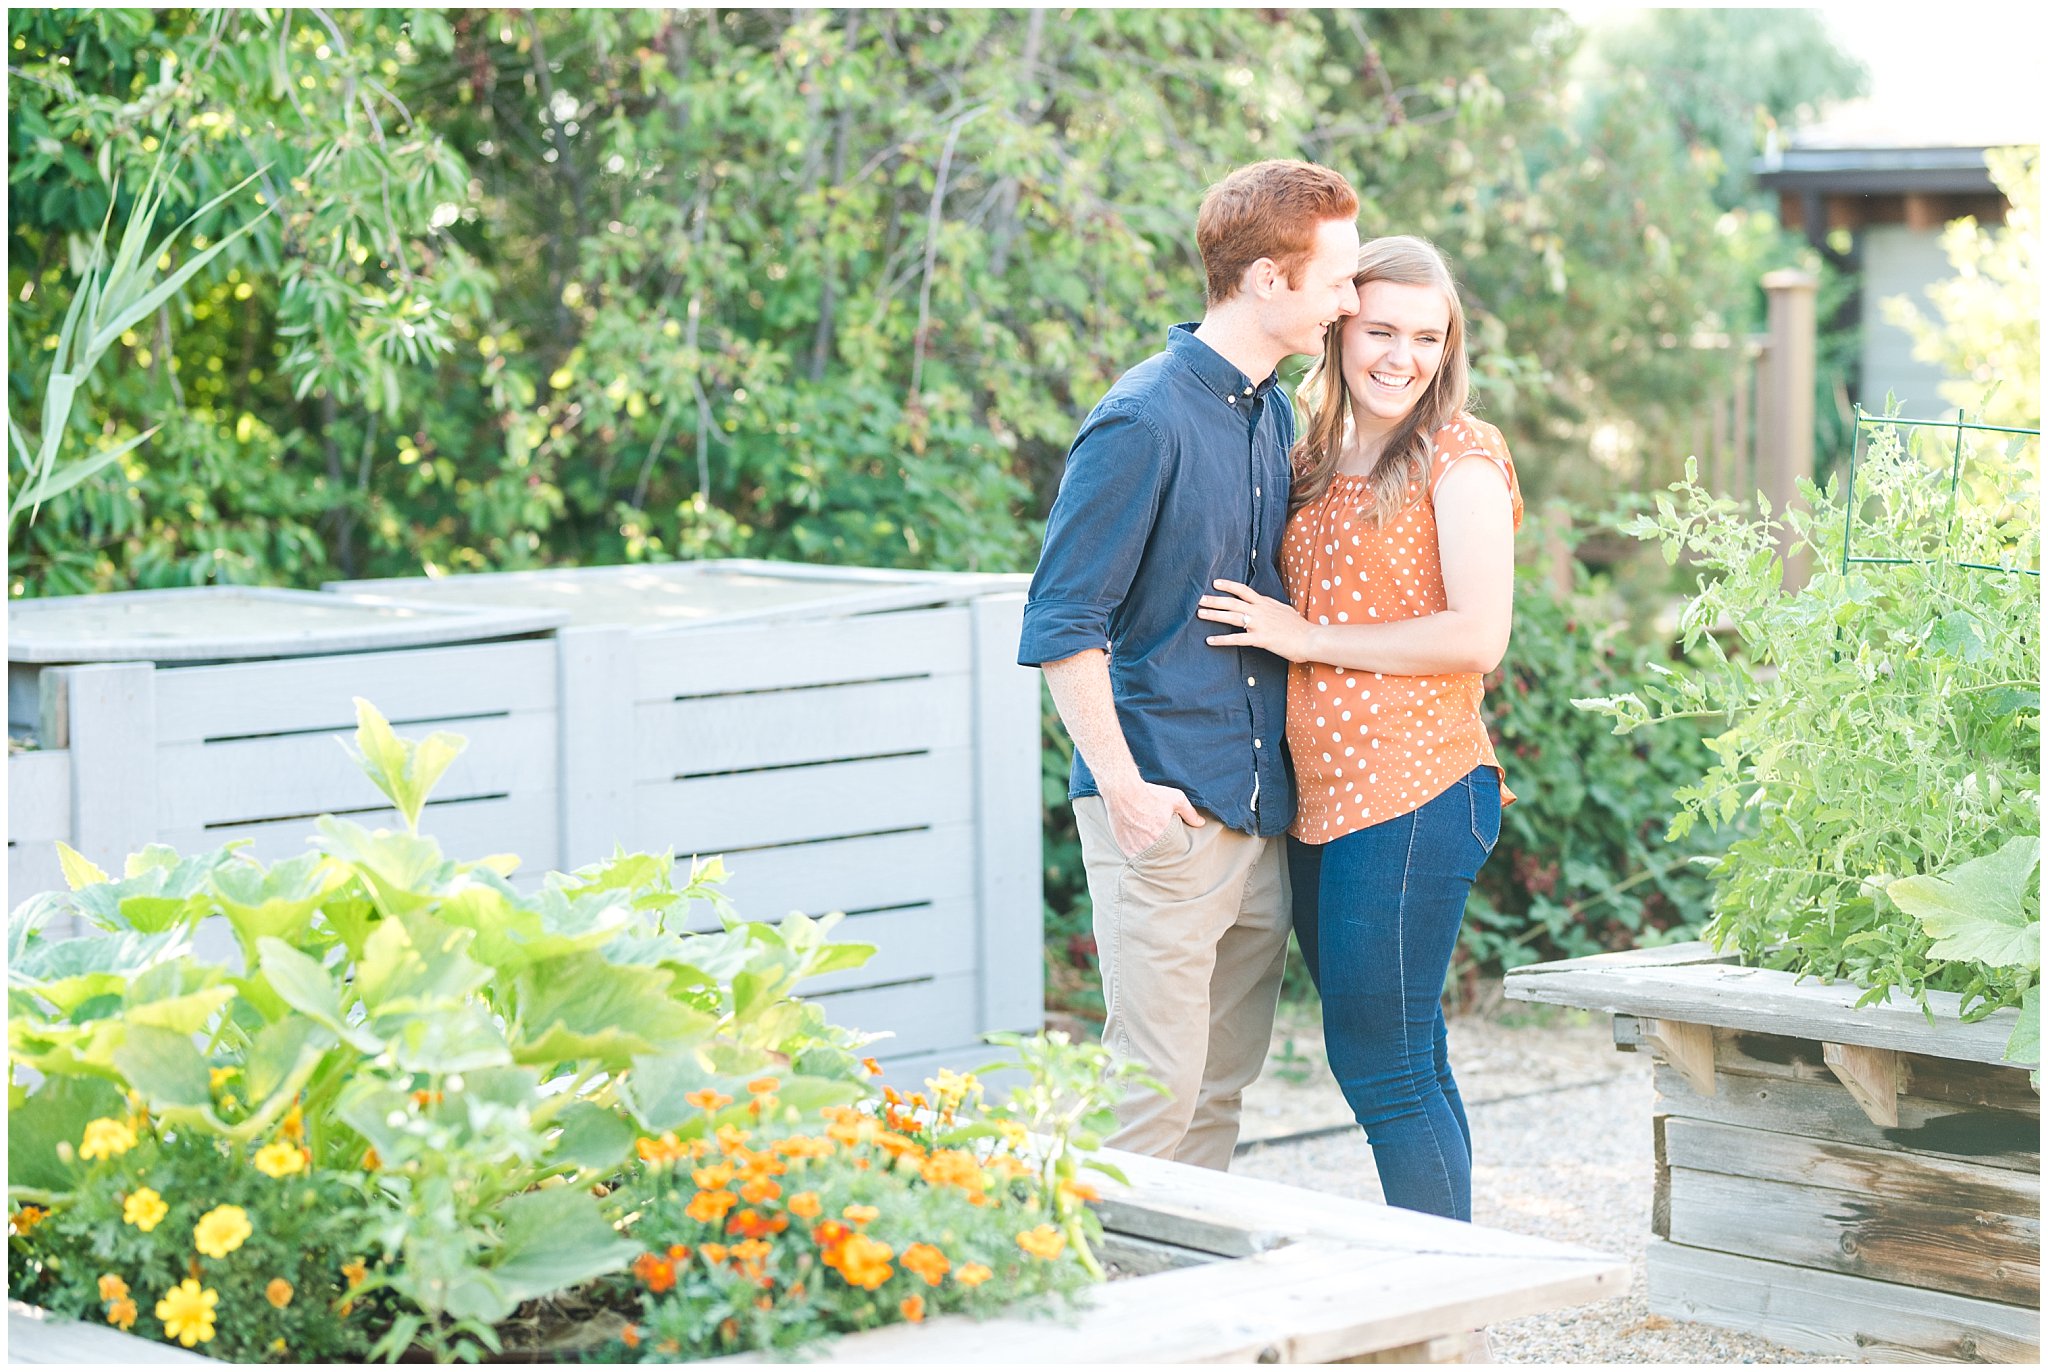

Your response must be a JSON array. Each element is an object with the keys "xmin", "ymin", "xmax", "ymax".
[{"xmin": 1288, "ymin": 764, "xmax": 1502, "ymax": 1221}]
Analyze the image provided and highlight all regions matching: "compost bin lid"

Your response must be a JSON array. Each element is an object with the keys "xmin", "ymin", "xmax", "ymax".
[
  {"xmin": 5, "ymin": 586, "xmax": 567, "ymax": 664},
  {"xmin": 328, "ymin": 559, "xmax": 1029, "ymax": 632}
]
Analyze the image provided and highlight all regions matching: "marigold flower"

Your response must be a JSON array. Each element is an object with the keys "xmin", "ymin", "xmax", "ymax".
[
  {"xmin": 1060, "ymin": 1179, "xmax": 1102, "ymax": 1204},
  {"xmin": 80, "ymin": 1117, "xmax": 138, "ymax": 1161},
  {"xmin": 685, "ymin": 1189, "xmax": 738, "ymax": 1224},
  {"xmin": 266, "ymin": 1278, "xmax": 294, "ymax": 1309},
  {"xmin": 193, "ymin": 1205, "xmax": 251, "ymax": 1259},
  {"xmin": 692, "ymin": 1162, "xmax": 735, "ymax": 1190},
  {"xmin": 739, "ymin": 1176, "xmax": 781, "ymax": 1205},
  {"xmin": 899, "ymin": 1293, "xmax": 927, "ymax": 1323},
  {"xmin": 361, "ymin": 1146, "xmax": 382, "ymax": 1172},
  {"xmin": 254, "ymin": 1141, "xmax": 308, "ymax": 1179},
  {"xmin": 921, "ymin": 1149, "xmax": 986, "ymax": 1191},
  {"xmin": 685, "ymin": 1087, "xmax": 733, "ymax": 1112},
  {"xmin": 996, "ymin": 1120, "xmax": 1029, "ymax": 1149},
  {"xmin": 410, "ymin": 1089, "xmax": 443, "ymax": 1109},
  {"xmin": 842, "ymin": 1203, "xmax": 879, "ymax": 1225},
  {"xmin": 666, "ymin": 1243, "xmax": 692, "ymax": 1263},
  {"xmin": 1016, "ymin": 1224, "xmax": 1066, "ymax": 1261},
  {"xmin": 620, "ymin": 1323, "xmax": 641, "ymax": 1350},
  {"xmin": 810, "ymin": 1219, "xmax": 850, "ymax": 1248},
  {"xmin": 270, "ymin": 1337, "xmax": 287, "ymax": 1356},
  {"xmin": 731, "ymin": 1237, "xmax": 774, "ymax": 1262},
  {"xmin": 883, "ymin": 1085, "xmax": 906, "ymax": 1107},
  {"xmin": 341, "ymin": 1258, "xmax": 369, "ymax": 1289},
  {"xmin": 747, "ymin": 1076, "xmax": 780, "ymax": 1096},
  {"xmin": 107, "ymin": 1296, "xmax": 139, "ymax": 1330},
  {"xmin": 824, "ymin": 1232, "xmax": 894, "ymax": 1290},
  {"xmin": 208, "ymin": 1066, "xmax": 236, "ymax": 1090},
  {"xmin": 956, "ymin": 1262, "xmax": 993, "ymax": 1288},
  {"xmin": 715, "ymin": 1123, "xmax": 752, "ymax": 1153},
  {"xmin": 98, "ymin": 1273, "xmax": 129, "ymax": 1302},
  {"xmin": 631, "ymin": 1252, "xmax": 677, "ymax": 1294},
  {"xmin": 861, "ymin": 1056, "xmax": 884, "ymax": 1077},
  {"xmin": 726, "ymin": 1207, "xmax": 780, "ymax": 1240},
  {"xmin": 122, "ymin": 1188, "xmax": 168, "ymax": 1233},
  {"xmin": 10, "ymin": 1205, "xmax": 49, "ymax": 1235},
  {"xmin": 901, "ymin": 1242, "xmax": 951, "ymax": 1286},
  {"xmin": 874, "ymin": 1131, "xmax": 925, "ymax": 1162},
  {"xmin": 698, "ymin": 1241, "xmax": 728, "ymax": 1265},
  {"xmin": 279, "ymin": 1103, "xmax": 305, "ymax": 1143},
  {"xmin": 155, "ymin": 1279, "xmax": 218, "ymax": 1347},
  {"xmin": 788, "ymin": 1190, "xmax": 822, "ymax": 1219}
]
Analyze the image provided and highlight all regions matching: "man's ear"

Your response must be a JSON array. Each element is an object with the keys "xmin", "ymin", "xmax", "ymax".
[{"xmin": 1244, "ymin": 257, "xmax": 1281, "ymax": 300}]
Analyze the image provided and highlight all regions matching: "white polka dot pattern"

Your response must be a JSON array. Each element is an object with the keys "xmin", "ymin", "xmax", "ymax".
[{"xmin": 1282, "ymin": 417, "xmax": 1523, "ymax": 844}]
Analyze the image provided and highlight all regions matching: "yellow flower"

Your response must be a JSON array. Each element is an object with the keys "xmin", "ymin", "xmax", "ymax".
[
  {"xmin": 155, "ymin": 1279, "xmax": 218, "ymax": 1346},
  {"xmin": 208, "ymin": 1066, "xmax": 237, "ymax": 1090},
  {"xmin": 341, "ymin": 1258, "xmax": 369, "ymax": 1288},
  {"xmin": 279, "ymin": 1103, "xmax": 305, "ymax": 1143},
  {"xmin": 266, "ymin": 1277, "xmax": 294, "ymax": 1308},
  {"xmin": 10, "ymin": 1205, "xmax": 48, "ymax": 1234},
  {"xmin": 98, "ymin": 1273, "xmax": 130, "ymax": 1302},
  {"xmin": 956, "ymin": 1262, "xmax": 993, "ymax": 1288},
  {"xmin": 123, "ymin": 1188, "xmax": 168, "ymax": 1233},
  {"xmin": 997, "ymin": 1120, "xmax": 1030, "ymax": 1150},
  {"xmin": 193, "ymin": 1204, "xmax": 251, "ymax": 1259},
  {"xmin": 106, "ymin": 1296, "xmax": 138, "ymax": 1330},
  {"xmin": 1016, "ymin": 1224, "xmax": 1066, "ymax": 1261},
  {"xmin": 79, "ymin": 1117, "xmax": 138, "ymax": 1161},
  {"xmin": 254, "ymin": 1141, "xmax": 307, "ymax": 1179}
]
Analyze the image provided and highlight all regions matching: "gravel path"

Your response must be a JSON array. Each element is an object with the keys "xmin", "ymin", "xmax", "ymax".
[{"xmin": 1231, "ymin": 1005, "xmax": 1845, "ymax": 1364}]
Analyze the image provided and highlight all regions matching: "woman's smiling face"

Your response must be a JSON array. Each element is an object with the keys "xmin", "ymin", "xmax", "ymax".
[{"xmin": 1340, "ymin": 279, "xmax": 1452, "ymax": 435}]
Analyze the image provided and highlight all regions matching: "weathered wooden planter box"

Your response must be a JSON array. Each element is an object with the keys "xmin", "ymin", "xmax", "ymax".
[
  {"xmin": 1505, "ymin": 943, "xmax": 2040, "ymax": 1363},
  {"xmin": 329, "ymin": 560, "xmax": 1042, "ymax": 1081},
  {"xmin": 6, "ymin": 1145, "xmax": 1627, "ymax": 1364}
]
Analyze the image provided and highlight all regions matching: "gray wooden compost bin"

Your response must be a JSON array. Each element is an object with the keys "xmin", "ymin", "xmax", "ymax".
[
  {"xmin": 1505, "ymin": 943, "xmax": 2039, "ymax": 1364},
  {"xmin": 7, "ymin": 587, "xmax": 565, "ymax": 922},
  {"xmin": 330, "ymin": 559, "xmax": 1042, "ymax": 1083}
]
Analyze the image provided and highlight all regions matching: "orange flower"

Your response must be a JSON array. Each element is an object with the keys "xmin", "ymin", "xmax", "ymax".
[
  {"xmin": 106, "ymin": 1297, "xmax": 138, "ymax": 1330},
  {"xmin": 747, "ymin": 1077, "xmax": 780, "ymax": 1096},
  {"xmin": 341, "ymin": 1259, "xmax": 369, "ymax": 1289},
  {"xmin": 11, "ymin": 1205, "xmax": 49, "ymax": 1234},
  {"xmin": 842, "ymin": 1203, "xmax": 879, "ymax": 1225},
  {"xmin": 883, "ymin": 1085, "xmax": 906, "ymax": 1107},
  {"xmin": 686, "ymin": 1189, "xmax": 738, "ymax": 1224},
  {"xmin": 620, "ymin": 1323, "xmax": 641, "ymax": 1350},
  {"xmin": 279, "ymin": 1103, "xmax": 306, "ymax": 1143},
  {"xmin": 692, "ymin": 1162, "xmax": 735, "ymax": 1190},
  {"xmin": 266, "ymin": 1278, "xmax": 294, "ymax": 1309},
  {"xmin": 771, "ymin": 1134, "xmax": 834, "ymax": 1160},
  {"xmin": 98, "ymin": 1273, "xmax": 130, "ymax": 1302},
  {"xmin": 861, "ymin": 1056, "xmax": 883, "ymax": 1077},
  {"xmin": 899, "ymin": 1293, "xmax": 926, "ymax": 1323},
  {"xmin": 685, "ymin": 1088, "xmax": 734, "ymax": 1112},
  {"xmin": 698, "ymin": 1242, "xmax": 728, "ymax": 1265},
  {"xmin": 824, "ymin": 1232, "xmax": 894, "ymax": 1290},
  {"xmin": 637, "ymin": 1133, "xmax": 688, "ymax": 1166},
  {"xmin": 410, "ymin": 1089, "xmax": 442, "ymax": 1109},
  {"xmin": 874, "ymin": 1131, "xmax": 925, "ymax": 1162},
  {"xmin": 787, "ymin": 1190, "xmax": 822, "ymax": 1219},
  {"xmin": 631, "ymin": 1252, "xmax": 677, "ymax": 1294},
  {"xmin": 956, "ymin": 1262, "xmax": 993, "ymax": 1288},
  {"xmin": 715, "ymin": 1123, "xmax": 752, "ymax": 1153},
  {"xmin": 739, "ymin": 1176, "xmax": 781, "ymax": 1205},
  {"xmin": 361, "ymin": 1146, "xmax": 382, "ymax": 1172},
  {"xmin": 1016, "ymin": 1224, "xmax": 1066, "ymax": 1261},
  {"xmin": 666, "ymin": 1243, "xmax": 692, "ymax": 1263},
  {"xmin": 810, "ymin": 1219, "xmax": 850, "ymax": 1248},
  {"xmin": 1060, "ymin": 1179, "xmax": 1102, "ymax": 1204},
  {"xmin": 726, "ymin": 1207, "xmax": 777, "ymax": 1240},
  {"xmin": 921, "ymin": 1149, "xmax": 985, "ymax": 1191},
  {"xmin": 901, "ymin": 1242, "xmax": 950, "ymax": 1286},
  {"xmin": 731, "ymin": 1237, "xmax": 774, "ymax": 1263}
]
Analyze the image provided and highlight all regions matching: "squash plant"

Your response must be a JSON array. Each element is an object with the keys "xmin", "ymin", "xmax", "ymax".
[
  {"xmin": 8, "ymin": 700, "xmax": 877, "ymax": 1361},
  {"xmin": 1579, "ymin": 419, "xmax": 2040, "ymax": 1063}
]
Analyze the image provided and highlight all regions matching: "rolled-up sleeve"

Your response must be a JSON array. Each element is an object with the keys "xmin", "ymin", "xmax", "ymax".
[{"xmin": 1018, "ymin": 406, "xmax": 1169, "ymax": 668}]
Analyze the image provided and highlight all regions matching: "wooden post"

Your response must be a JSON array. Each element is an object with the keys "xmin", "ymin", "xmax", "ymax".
[
  {"xmin": 1643, "ymin": 1018, "xmax": 1716, "ymax": 1097},
  {"xmin": 51, "ymin": 663, "xmax": 158, "ymax": 877},
  {"xmin": 556, "ymin": 624, "xmax": 636, "ymax": 873},
  {"xmin": 969, "ymin": 592, "xmax": 1044, "ymax": 1038},
  {"xmin": 1760, "ymin": 270, "xmax": 1818, "ymax": 588}
]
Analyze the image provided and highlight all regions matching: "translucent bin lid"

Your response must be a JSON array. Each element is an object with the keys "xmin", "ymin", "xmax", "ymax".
[
  {"xmin": 7, "ymin": 587, "xmax": 566, "ymax": 664},
  {"xmin": 329, "ymin": 558, "xmax": 1028, "ymax": 633}
]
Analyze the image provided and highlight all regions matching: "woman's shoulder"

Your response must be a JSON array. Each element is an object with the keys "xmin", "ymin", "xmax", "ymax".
[{"xmin": 1426, "ymin": 414, "xmax": 1509, "ymax": 463}]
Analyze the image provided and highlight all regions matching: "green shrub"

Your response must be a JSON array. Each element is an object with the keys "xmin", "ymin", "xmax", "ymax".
[{"xmin": 1581, "ymin": 422, "xmax": 2040, "ymax": 1062}]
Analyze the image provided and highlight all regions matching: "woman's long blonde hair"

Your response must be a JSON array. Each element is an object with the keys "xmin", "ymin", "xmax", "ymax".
[{"xmin": 1289, "ymin": 235, "xmax": 1471, "ymax": 523}]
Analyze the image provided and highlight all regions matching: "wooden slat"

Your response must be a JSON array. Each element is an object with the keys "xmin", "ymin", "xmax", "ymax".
[
  {"xmin": 633, "ymin": 674, "xmax": 969, "ymax": 780},
  {"xmin": 1709, "ymin": 1027, "xmax": 2040, "ymax": 1117},
  {"xmin": 1665, "ymin": 1165, "xmax": 2039, "ymax": 1305},
  {"xmin": 774, "ymin": 1234, "xmax": 1623, "ymax": 1364},
  {"xmin": 788, "ymin": 900, "xmax": 979, "ymax": 996},
  {"xmin": 1653, "ymin": 1061, "xmax": 2039, "ymax": 1172},
  {"xmin": 705, "ymin": 824, "xmax": 978, "ymax": 923},
  {"xmin": 1663, "ymin": 1117, "xmax": 2038, "ymax": 1218},
  {"xmin": 8, "ymin": 751, "xmax": 71, "ymax": 841},
  {"xmin": 635, "ymin": 749, "xmax": 972, "ymax": 857},
  {"xmin": 8, "ymin": 843, "xmax": 69, "ymax": 906},
  {"xmin": 557, "ymin": 625, "xmax": 636, "ymax": 871},
  {"xmin": 1647, "ymin": 1238, "xmax": 2040, "ymax": 1363},
  {"xmin": 632, "ymin": 607, "xmax": 970, "ymax": 700},
  {"xmin": 970, "ymin": 594, "xmax": 1045, "ymax": 1039},
  {"xmin": 809, "ymin": 972, "xmax": 980, "ymax": 1059},
  {"xmin": 158, "ymin": 794, "xmax": 560, "ymax": 874},
  {"xmin": 63, "ymin": 663, "xmax": 157, "ymax": 876},
  {"xmin": 1100, "ymin": 1231, "xmax": 1216, "ymax": 1278},
  {"xmin": 157, "ymin": 712, "xmax": 557, "ymax": 827},
  {"xmin": 150, "ymin": 639, "xmax": 558, "ymax": 744},
  {"xmin": 1507, "ymin": 949, "xmax": 2020, "ymax": 1066}
]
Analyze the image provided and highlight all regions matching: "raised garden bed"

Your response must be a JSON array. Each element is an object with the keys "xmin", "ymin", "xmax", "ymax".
[
  {"xmin": 8, "ymin": 1144, "xmax": 1626, "ymax": 1364},
  {"xmin": 1506, "ymin": 942, "xmax": 2039, "ymax": 1363}
]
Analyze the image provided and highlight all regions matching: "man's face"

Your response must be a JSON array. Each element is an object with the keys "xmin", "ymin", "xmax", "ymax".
[{"xmin": 1263, "ymin": 217, "xmax": 1361, "ymax": 359}]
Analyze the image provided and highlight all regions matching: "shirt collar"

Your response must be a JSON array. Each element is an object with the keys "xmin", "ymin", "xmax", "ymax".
[{"xmin": 1167, "ymin": 323, "xmax": 1279, "ymax": 411}]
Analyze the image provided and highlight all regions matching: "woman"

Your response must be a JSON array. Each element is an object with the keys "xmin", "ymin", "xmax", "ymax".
[{"xmin": 1198, "ymin": 235, "xmax": 1520, "ymax": 1220}]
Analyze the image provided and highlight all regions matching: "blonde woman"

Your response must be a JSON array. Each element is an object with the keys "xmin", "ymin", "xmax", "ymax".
[{"xmin": 1198, "ymin": 235, "xmax": 1520, "ymax": 1218}]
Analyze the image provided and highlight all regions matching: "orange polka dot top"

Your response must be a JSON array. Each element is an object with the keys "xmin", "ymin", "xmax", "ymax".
[{"xmin": 1281, "ymin": 415, "xmax": 1522, "ymax": 844}]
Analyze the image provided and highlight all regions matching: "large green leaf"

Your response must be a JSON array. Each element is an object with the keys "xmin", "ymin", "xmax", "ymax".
[
  {"xmin": 314, "ymin": 816, "xmax": 448, "ymax": 916},
  {"xmin": 435, "ymin": 873, "xmax": 633, "ymax": 974},
  {"xmin": 9, "ymin": 928, "xmax": 191, "ymax": 1014},
  {"xmin": 2008, "ymin": 985, "xmax": 2039, "ymax": 1068},
  {"xmin": 211, "ymin": 852, "xmax": 346, "ymax": 955},
  {"xmin": 550, "ymin": 1100, "xmax": 638, "ymax": 1171},
  {"xmin": 347, "ymin": 697, "xmax": 466, "ymax": 834},
  {"xmin": 8, "ymin": 1075, "xmax": 124, "ymax": 1196},
  {"xmin": 377, "ymin": 1002, "xmax": 513, "ymax": 1074},
  {"xmin": 1887, "ymin": 836, "xmax": 2041, "ymax": 971},
  {"xmin": 356, "ymin": 911, "xmax": 493, "ymax": 1017},
  {"xmin": 111, "ymin": 1024, "xmax": 213, "ymax": 1111},
  {"xmin": 484, "ymin": 1185, "xmax": 639, "ymax": 1308},
  {"xmin": 257, "ymin": 937, "xmax": 384, "ymax": 1054},
  {"xmin": 509, "ymin": 952, "xmax": 714, "ymax": 1069},
  {"xmin": 242, "ymin": 1016, "xmax": 339, "ymax": 1109}
]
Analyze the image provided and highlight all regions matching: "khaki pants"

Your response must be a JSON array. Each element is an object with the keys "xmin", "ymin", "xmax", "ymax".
[{"xmin": 1074, "ymin": 797, "xmax": 1291, "ymax": 1171}]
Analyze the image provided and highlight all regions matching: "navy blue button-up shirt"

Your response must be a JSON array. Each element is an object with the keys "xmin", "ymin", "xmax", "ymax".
[{"xmin": 1018, "ymin": 323, "xmax": 1295, "ymax": 836}]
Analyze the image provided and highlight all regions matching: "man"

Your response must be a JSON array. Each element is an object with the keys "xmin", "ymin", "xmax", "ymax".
[{"xmin": 1019, "ymin": 160, "xmax": 1361, "ymax": 1169}]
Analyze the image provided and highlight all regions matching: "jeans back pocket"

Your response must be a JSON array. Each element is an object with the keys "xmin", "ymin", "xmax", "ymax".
[{"xmin": 1467, "ymin": 767, "xmax": 1502, "ymax": 856}]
